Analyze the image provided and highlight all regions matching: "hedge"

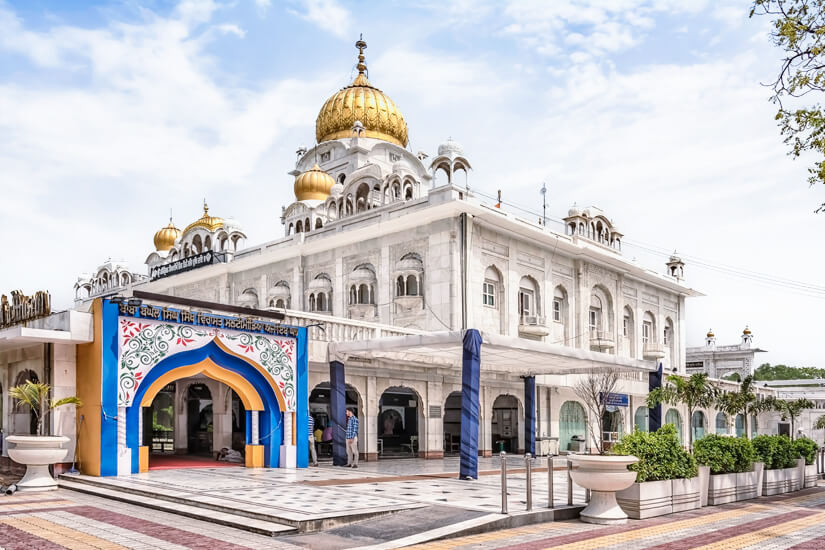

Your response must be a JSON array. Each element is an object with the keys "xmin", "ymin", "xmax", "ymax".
[
  {"xmin": 612, "ymin": 424, "xmax": 697, "ymax": 483},
  {"xmin": 693, "ymin": 434, "xmax": 755, "ymax": 474},
  {"xmin": 752, "ymin": 435, "xmax": 797, "ymax": 470}
]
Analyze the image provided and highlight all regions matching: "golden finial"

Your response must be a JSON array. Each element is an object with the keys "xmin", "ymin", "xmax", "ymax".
[
  {"xmin": 355, "ymin": 34, "xmax": 367, "ymax": 76},
  {"xmin": 203, "ymin": 199, "xmax": 209, "ymax": 215}
]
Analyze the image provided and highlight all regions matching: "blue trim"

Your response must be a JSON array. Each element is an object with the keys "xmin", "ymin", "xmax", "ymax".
[
  {"xmin": 122, "ymin": 340, "xmax": 284, "ymax": 474},
  {"xmin": 524, "ymin": 376, "xmax": 536, "ymax": 456},
  {"xmin": 295, "ymin": 327, "xmax": 308, "ymax": 468},
  {"xmin": 459, "ymin": 329, "xmax": 482, "ymax": 480},
  {"xmin": 100, "ymin": 300, "xmax": 120, "ymax": 476},
  {"xmin": 246, "ymin": 410, "xmax": 252, "ymax": 444},
  {"xmin": 329, "ymin": 361, "xmax": 348, "ymax": 466}
]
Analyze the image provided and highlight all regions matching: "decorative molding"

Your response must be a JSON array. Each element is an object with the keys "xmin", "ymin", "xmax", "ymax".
[
  {"xmin": 481, "ymin": 239, "xmax": 509, "ymax": 258},
  {"xmin": 622, "ymin": 285, "xmax": 637, "ymax": 298},
  {"xmin": 117, "ymin": 317, "xmax": 296, "ymax": 410},
  {"xmin": 642, "ymin": 292, "xmax": 660, "ymax": 306},
  {"xmin": 552, "ymin": 266, "xmax": 574, "ymax": 279},
  {"xmin": 517, "ymin": 251, "xmax": 545, "ymax": 269}
]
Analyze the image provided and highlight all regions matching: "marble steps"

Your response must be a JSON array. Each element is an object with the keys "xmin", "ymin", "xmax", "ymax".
[{"xmin": 58, "ymin": 477, "xmax": 297, "ymax": 536}]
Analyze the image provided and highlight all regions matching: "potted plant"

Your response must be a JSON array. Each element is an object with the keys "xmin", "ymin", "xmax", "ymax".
[
  {"xmin": 614, "ymin": 425, "xmax": 699, "ymax": 519},
  {"xmin": 794, "ymin": 437, "xmax": 818, "ymax": 488},
  {"xmin": 6, "ymin": 380, "xmax": 82, "ymax": 491},
  {"xmin": 693, "ymin": 434, "xmax": 760, "ymax": 505},
  {"xmin": 569, "ymin": 369, "xmax": 639, "ymax": 524},
  {"xmin": 753, "ymin": 434, "xmax": 798, "ymax": 495}
]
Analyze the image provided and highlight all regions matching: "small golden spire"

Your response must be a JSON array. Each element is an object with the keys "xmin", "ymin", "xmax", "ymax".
[
  {"xmin": 203, "ymin": 199, "xmax": 209, "ymax": 215},
  {"xmin": 356, "ymin": 34, "xmax": 367, "ymax": 75}
]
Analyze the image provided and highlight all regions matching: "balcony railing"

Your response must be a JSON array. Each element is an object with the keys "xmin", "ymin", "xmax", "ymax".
[
  {"xmin": 280, "ymin": 309, "xmax": 426, "ymax": 343},
  {"xmin": 643, "ymin": 341, "xmax": 667, "ymax": 359},
  {"xmin": 589, "ymin": 329, "xmax": 615, "ymax": 350}
]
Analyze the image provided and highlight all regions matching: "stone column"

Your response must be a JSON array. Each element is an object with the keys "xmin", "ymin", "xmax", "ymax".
[
  {"xmin": 427, "ymin": 380, "xmax": 443, "ymax": 459},
  {"xmin": 365, "ymin": 376, "xmax": 378, "ymax": 461}
]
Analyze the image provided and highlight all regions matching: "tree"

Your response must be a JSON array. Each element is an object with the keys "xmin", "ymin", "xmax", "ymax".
[
  {"xmin": 573, "ymin": 369, "xmax": 620, "ymax": 454},
  {"xmin": 766, "ymin": 396, "xmax": 814, "ymax": 439},
  {"xmin": 751, "ymin": 0, "xmax": 825, "ymax": 212},
  {"xmin": 647, "ymin": 373, "xmax": 718, "ymax": 450},
  {"xmin": 9, "ymin": 379, "xmax": 82, "ymax": 436},
  {"xmin": 715, "ymin": 375, "xmax": 767, "ymax": 440},
  {"xmin": 815, "ymin": 414, "xmax": 825, "ymax": 430},
  {"xmin": 753, "ymin": 362, "xmax": 825, "ymax": 381}
]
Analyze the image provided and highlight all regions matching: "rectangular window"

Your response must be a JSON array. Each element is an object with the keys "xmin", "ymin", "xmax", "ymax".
[
  {"xmin": 552, "ymin": 299, "xmax": 561, "ymax": 322},
  {"xmin": 482, "ymin": 282, "xmax": 495, "ymax": 307},
  {"xmin": 623, "ymin": 317, "xmax": 629, "ymax": 337},
  {"xmin": 588, "ymin": 309, "xmax": 598, "ymax": 331},
  {"xmin": 642, "ymin": 321, "xmax": 652, "ymax": 344},
  {"xmin": 518, "ymin": 289, "xmax": 533, "ymax": 316},
  {"xmin": 663, "ymin": 328, "xmax": 669, "ymax": 345}
]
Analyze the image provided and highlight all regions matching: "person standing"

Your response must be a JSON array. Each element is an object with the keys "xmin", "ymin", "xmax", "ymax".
[
  {"xmin": 308, "ymin": 413, "xmax": 318, "ymax": 466},
  {"xmin": 345, "ymin": 408, "xmax": 359, "ymax": 468}
]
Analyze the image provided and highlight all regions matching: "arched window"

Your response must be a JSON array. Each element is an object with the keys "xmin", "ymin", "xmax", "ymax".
[
  {"xmin": 665, "ymin": 408, "xmax": 683, "ymax": 445},
  {"xmin": 275, "ymin": 298, "xmax": 285, "ymax": 309},
  {"xmin": 559, "ymin": 401, "xmax": 587, "ymax": 452},
  {"xmin": 358, "ymin": 283, "xmax": 370, "ymax": 304},
  {"xmin": 692, "ymin": 410, "xmax": 706, "ymax": 442},
  {"xmin": 315, "ymin": 218, "xmax": 323, "ymax": 230},
  {"xmin": 735, "ymin": 414, "xmax": 745, "ymax": 437},
  {"xmin": 309, "ymin": 294, "xmax": 316, "ymax": 311},
  {"xmin": 518, "ymin": 276, "xmax": 540, "ymax": 320},
  {"xmin": 623, "ymin": 306, "xmax": 635, "ymax": 358},
  {"xmin": 406, "ymin": 274, "xmax": 418, "ymax": 296},
  {"xmin": 396, "ymin": 276, "xmax": 405, "ymax": 297},
  {"xmin": 553, "ymin": 286, "xmax": 567, "ymax": 323},
  {"xmin": 716, "ymin": 412, "xmax": 728, "ymax": 435},
  {"xmin": 642, "ymin": 312, "xmax": 656, "ymax": 345},
  {"xmin": 317, "ymin": 292, "xmax": 327, "ymax": 312},
  {"xmin": 751, "ymin": 415, "xmax": 758, "ymax": 438},
  {"xmin": 296, "ymin": 220, "xmax": 303, "ymax": 233},
  {"xmin": 634, "ymin": 406, "xmax": 648, "ymax": 432},
  {"xmin": 350, "ymin": 285, "xmax": 357, "ymax": 305}
]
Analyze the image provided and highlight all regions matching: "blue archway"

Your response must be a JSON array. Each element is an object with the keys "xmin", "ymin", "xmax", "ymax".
[{"xmin": 124, "ymin": 340, "xmax": 284, "ymax": 472}]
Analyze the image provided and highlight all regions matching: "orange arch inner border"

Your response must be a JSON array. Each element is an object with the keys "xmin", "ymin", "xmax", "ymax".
[{"xmin": 140, "ymin": 358, "xmax": 264, "ymax": 410}]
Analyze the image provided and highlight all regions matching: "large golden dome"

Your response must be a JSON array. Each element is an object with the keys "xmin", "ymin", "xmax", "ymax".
[
  {"xmin": 184, "ymin": 203, "xmax": 224, "ymax": 234},
  {"xmin": 315, "ymin": 38, "xmax": 408, "ymax": 147},
  {"xmin": 294, "ymin": 164, "xmax": 335, "ymax": 201},
  {"xmin": 153, "ymin": 218, "xmax": 181, "ymax": 251}
]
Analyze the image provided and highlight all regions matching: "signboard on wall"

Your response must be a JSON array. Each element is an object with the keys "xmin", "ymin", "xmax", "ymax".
[
  {"xmin": 600, "ymin": 392, "xmax": 629, "ymax": 407},
  {"xmin": 0, "ymin": 290, "xmax": 50, "ymax": 329},
  {"xmin": 149, "ymin": 251, "xmax": 220, "ymax": 281}
]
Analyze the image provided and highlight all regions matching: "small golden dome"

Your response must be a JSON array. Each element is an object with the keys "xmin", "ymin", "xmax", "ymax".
[
  {"xmin": 315, "ymin": 37, "xmax": 408, "ymax": 147},
  {"xmin": 184, "ymin": 202, "xmax": 224, "ymax": 234},
  {"xmin": 153, "ymin": 218, "xmax": 181, "ymax": 251},
  {"xmin": 707, "ymin": 328, "xmax": 715, "ymax": 338},
  {"xmin": 743, "ymin": 326, "xmax": 752, "ymax": 335},
  {"xmin": 294, "ymin": 164, "xmax": 335, "ymax": 201}
]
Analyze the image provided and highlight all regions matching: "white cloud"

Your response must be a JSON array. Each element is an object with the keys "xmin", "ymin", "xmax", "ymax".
[{"xmin": 288, "ymin": 0, "xmax": 351, "ymax": 39}]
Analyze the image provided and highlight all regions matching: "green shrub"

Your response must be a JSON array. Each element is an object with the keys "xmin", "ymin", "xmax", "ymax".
[
  {"xmin": 793, "ymin": 437, "xmax": 818, "ymax": 466},
  {"xmin": 752, "ymin": 435, "xmax": 797, "ymax": 469},
  {"xmin": 693, "ymin": 434, "xmax": 755, "ymax": 474},
  {"xmin": 612, "ymin": 424, "xmax": 698, "ymax": 482}
]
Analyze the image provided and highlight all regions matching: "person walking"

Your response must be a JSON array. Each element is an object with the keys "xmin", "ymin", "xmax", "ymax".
[
  {"xmin": 345, "ymin": 408, "xmax": 359, "ymax": 468},
  {"xmin": 308, "ymin": 413, "xmax": 318, "ymax": 466}
]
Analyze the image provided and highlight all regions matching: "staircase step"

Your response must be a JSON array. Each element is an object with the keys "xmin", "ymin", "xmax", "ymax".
[{"xmin": 58, "ymin": 478, "xmax": 296, "ymax": 537}]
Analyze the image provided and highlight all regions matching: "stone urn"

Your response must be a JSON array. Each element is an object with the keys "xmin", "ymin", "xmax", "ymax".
[
  {"xmin": 569, "ymin": 454, "xmax": 639, "ymax": 525},
  {"xmin": 6, "ymin": 435, "xmax": 70, "ymax": 492}
]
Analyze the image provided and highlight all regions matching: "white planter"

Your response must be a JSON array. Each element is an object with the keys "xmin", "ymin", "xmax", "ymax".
[
  {"xmin": 805, "ymin": 464, "xmax": 818, "ymax": 488},
  {"xmin": 569, "ymin": 454, "xmax": 639, "ymax": 525},
  {"xmin": 698, "ymin": 465, "xmax": 710, "ymax": 507},
  {"xmin": 6, "ymin": 436, "xmax": 69, "ymax": 492},
  {"xmin": 672, "ymin": 476, "xmax": 701, "ymax": 512},
  {"xmin": 735, "ymin": 463, "xmax": 762, "ymax": 501},
  {"xmin": 763, "ymin": 467, "xmax": 791, "ymax": 496},
  {"xmin": 617, "ymin": 479, "xmax": 672, "ymax": 519},
  {"xmin": 707, "ymin": 472, "xmax": 738, "ymax": 505}
]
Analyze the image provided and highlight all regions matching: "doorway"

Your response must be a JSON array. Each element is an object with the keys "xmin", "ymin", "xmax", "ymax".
[
  {"xmin": 491, "ymin": 395, "xmax": 519, "ymax": 453},
  {"xmin": 443, "ymin": 392, "xmax": 462, "ymax": 456},
  {"xmin": 187, "ymin": 383, "xmax": 213, "ymax": 456},
  {"xmin": 378, "ymin": 387, "xmax": 419, "ymax": 457}
]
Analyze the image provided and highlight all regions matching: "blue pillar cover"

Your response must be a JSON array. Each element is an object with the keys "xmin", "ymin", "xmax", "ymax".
[
  {"xmin": 459, "ymin": 329, "xmax": 482, "ymax": 480},
  {"xmin": 329, "ymin": 360, "xmax": 348, "ymax": 466},
  {"xmin": 648, "ymin": 362, "xmax": 663, "ymax": 432},
  {"xmin": 524, "ymin": 376, "xmax": 536, "ymax": 456}
]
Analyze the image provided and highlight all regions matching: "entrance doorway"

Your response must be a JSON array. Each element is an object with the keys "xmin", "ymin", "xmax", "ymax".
[
  {"xmin": 492, "ymin": 395, "xmax": 519, "ymax": 453},
  {"xmin": 443, "ymin": 392, "xmax": 462, "ymax": 456},
  {"xmin": 187, "ymin": 383, "xmax": 212, "ymax": 456},
  {"xmin": 309, "ymin": 383, "xmax": 360, "ymax": 461},
  {"xmin": 378, "ymin": 387, "xmax": 419, "ymax": 457}
]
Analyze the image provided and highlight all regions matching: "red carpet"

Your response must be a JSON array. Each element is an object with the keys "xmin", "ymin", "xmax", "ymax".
[{"xmin": 148, "ymin": 454, "xmax": 243, "ymax": 470}]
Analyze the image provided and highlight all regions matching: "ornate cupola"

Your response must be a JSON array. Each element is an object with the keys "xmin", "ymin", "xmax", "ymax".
[
  {"xmin": 294, "ymin": 164, "xmax": 335, "ymax": 201},
  {"xmin": 706, "ymin": 329, "xmax": 716, "ymax": 348},
  {"xmin": 315, "ymin": 37, "xmax": 409, "ymax": 147},
  {"xmin": 153, "ymin": 217, "xmax": 181, "ymax": 251}
]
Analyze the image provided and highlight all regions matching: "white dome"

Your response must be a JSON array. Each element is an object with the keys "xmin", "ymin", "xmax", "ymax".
[
  {"xmin": 307, "ymin": 277, "xmax": 332, "ymax": 290},
  {"xmin": 437, "ymin": 138, "xmax": 463, "ymax": 158},
  {"xmin": 567, "ymin": 205, "xmax": 581, "ymax": 217},
  {"xmin": 350, "ymin": 266, "xmax": 376, "ymax": 283},
  {"xmin": 396, "ymin": 257, "xmax": 423, "ymax": 272}
]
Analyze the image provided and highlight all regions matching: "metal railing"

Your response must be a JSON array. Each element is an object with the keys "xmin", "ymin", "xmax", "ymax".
[{"xmin": 499, "ymin": 451, "xmax": 580, "ymax": 514}]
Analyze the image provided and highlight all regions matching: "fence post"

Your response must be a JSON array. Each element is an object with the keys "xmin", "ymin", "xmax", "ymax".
[
  {"xmin": 500, "ymin": 451, "xmax": 508, "ymax": 514},
  {"xmin": 567, "ymin": 458, "xmax": 573, "ymax": 506},
  {"xmin": 525, "ymin": 453, "xmax": 532, "ymax": 511},
  {"xmin": 548, "ymin": 456, "xmax": 555, "ymax": 509}
]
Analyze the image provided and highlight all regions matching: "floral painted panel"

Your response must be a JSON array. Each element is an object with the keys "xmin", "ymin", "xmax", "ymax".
[{"xmin": 117, "ymin": 317, "xmax": 296, "ymax": 410}]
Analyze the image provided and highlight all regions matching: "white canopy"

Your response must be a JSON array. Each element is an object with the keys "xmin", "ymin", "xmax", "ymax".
[{"xmin": 329, "ymin": 330, "xmax": 656, "ymax": 375}]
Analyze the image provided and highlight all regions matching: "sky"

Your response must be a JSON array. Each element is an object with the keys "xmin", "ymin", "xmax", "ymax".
[{"xmin": 1, "ymin": 0, "xmax": 823, "ymax": 367}]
